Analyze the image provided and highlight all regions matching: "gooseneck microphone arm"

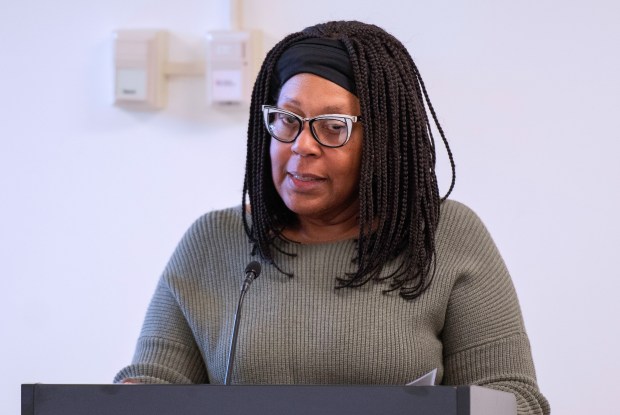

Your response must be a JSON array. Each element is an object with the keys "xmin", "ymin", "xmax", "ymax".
[{"xmin": 224, "ymin": 261, "xmax": 262, "ymax": 385}]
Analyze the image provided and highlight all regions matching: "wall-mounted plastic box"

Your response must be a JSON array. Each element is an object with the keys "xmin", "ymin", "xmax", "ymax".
[{"xmin": 114, "ymin": 30, "xmax": 167, "ymax": 110}]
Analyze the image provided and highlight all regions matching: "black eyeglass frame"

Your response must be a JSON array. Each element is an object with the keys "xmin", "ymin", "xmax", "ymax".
[{"xmin": 261, "ymin": 105, "xmax": 361, "ymax": 148}]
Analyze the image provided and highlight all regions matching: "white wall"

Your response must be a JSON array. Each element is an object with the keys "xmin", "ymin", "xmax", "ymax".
[{"xmin": 2, "ymin": 0, "xmax": 618, "ymax": 414}]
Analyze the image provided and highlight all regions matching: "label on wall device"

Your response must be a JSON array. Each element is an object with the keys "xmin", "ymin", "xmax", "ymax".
[
  {"xmin": 211, "ymin": 69, "xmax": 243, "ymax": 102},
  {"xmin": 115, "ymin": 68, "xmax": 147, "ymax": 101}
]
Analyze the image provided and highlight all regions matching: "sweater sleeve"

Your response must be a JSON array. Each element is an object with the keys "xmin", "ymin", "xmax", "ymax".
[
  {"xmin": 113, "ymin": 221, "xmax": 210, "ymax": 384},
  {"xmin": 439, "ymin": 202, "xmax": 550, "ymax": 415},
  {"xmin": 113, "ymin": 275, "xmax": 209, "ymax": 384}
]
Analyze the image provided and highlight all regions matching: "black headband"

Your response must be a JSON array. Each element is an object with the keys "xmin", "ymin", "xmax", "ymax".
[{"xmin": 274, "ymin": 38, "xmax": 356, "ymax": 96}]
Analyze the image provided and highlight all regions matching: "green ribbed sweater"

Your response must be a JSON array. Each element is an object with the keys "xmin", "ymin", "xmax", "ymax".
[{"xmin": 115, "ymin": 200, "xmax": 549, "ymax": 415}]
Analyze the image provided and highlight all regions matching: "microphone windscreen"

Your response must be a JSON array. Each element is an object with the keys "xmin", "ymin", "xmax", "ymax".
[{"xmin": 245, "ymin": 261, "xmax": 262, "ymax": 279}]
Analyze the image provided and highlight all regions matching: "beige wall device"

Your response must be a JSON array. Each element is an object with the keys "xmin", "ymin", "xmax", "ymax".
[
  {"xmin": 114, "ymin": 30, "xmax": 167, "ymax": 110},
  {"xmin": 205, "ymin": 31, "xmax": 255, "ymax": 106}
]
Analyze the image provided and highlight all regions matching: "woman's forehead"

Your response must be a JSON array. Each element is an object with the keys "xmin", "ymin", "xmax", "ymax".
[{"xmin": 277, "ymin": 73, "xmax": 360, "ymax": 114}]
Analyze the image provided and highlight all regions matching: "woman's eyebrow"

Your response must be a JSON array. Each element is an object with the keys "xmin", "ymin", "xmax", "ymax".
[{"xmin": 278, "ymin": 98, "xmax": 353, "ymax": 114}]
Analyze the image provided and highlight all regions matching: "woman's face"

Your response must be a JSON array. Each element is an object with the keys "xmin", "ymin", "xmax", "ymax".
[{"xmin": 270, "ymin": 73, "xmax": 363, "ymax": 224}]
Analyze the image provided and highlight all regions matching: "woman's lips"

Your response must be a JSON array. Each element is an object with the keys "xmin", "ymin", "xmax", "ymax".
[
  {"xmin": 289, "ymin": 171, "xmax": 324, "ymax": 181},
  {"xmin": 287, "ymin": 171, "xmax": 325, "ymax": 190}
]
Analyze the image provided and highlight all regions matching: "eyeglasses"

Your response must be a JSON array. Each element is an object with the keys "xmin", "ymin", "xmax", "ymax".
[{"xmin": 262, "ymin": 105, "xmax": 361, "ymax": 148}]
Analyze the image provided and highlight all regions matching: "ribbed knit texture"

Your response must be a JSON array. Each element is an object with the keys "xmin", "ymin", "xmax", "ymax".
[{"xmin": 114, "ymin": 200, "xmax": 549, "ymax": 415}]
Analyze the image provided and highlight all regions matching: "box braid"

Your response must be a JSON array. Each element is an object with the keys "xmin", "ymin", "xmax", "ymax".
[{"xmin": 242, "ymin": 21, "xmax": 456, "ymax": 300}]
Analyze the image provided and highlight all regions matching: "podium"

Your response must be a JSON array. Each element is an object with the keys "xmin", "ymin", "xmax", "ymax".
[{"xmin": 22, "ymin": 384, "xmax": 516, "ymax": 415}]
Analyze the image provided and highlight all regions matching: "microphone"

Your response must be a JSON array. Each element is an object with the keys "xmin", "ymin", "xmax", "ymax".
[{"xmin": 224, "ymin": 261, "xmax": 262, "ymax": 385}]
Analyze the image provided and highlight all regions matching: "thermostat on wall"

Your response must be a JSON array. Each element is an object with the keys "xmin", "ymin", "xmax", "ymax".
[
  {"xmin": 205, "ymin": 30, "xmax": 256, "ymax": 106},
  {"xmin": 114, "ymin": 30, "xmax": 167, "ymax": 110}
]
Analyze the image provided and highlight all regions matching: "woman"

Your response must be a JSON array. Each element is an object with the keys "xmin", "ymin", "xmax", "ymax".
[{"xmin": 115, "ymin": 21, "xmax": 550, "ymax": 415}]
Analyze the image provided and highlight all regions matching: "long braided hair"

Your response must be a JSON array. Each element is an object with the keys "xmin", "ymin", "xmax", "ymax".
[{"xmin": 242, "ymin": 20, "xmax": 455, "ymax": 300}]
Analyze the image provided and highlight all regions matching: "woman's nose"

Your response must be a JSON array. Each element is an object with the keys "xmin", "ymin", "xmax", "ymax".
[{"xmin": 291, "ymin": 123, "xmax": 321, "ymax": 156}]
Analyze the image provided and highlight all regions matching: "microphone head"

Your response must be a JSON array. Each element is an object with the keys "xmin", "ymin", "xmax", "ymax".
[{"xmin": 245, "ymin": 261, "xmax": 262, "ymax": 279}]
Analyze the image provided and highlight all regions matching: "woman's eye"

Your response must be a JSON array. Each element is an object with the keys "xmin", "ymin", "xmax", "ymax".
[
  {"xmin": 318, "ymin": 120, "xmax": 346, "ymax": 135},
  {"xmin": 277, "ymin": 114, "xmax": 297, "ymax": 125},
  {"xmin": 326, "ymin": 122, "xmax": 344, "ymax": 132}
]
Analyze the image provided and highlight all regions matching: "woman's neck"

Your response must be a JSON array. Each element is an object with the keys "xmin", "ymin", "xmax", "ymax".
[{"xmin": 282, "ymin": 213, "xmax": 360, "ymax": 244}]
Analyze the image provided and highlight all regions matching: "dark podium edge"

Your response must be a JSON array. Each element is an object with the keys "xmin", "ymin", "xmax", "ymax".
[{"xmin": 21, "ymin": 383, "xmax": 516, "ymax": 415}]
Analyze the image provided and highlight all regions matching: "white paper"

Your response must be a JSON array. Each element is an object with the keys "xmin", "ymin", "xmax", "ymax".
[{"xmin": 406, "ymin": 368, "xmax": 437, "ymax": 386}]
